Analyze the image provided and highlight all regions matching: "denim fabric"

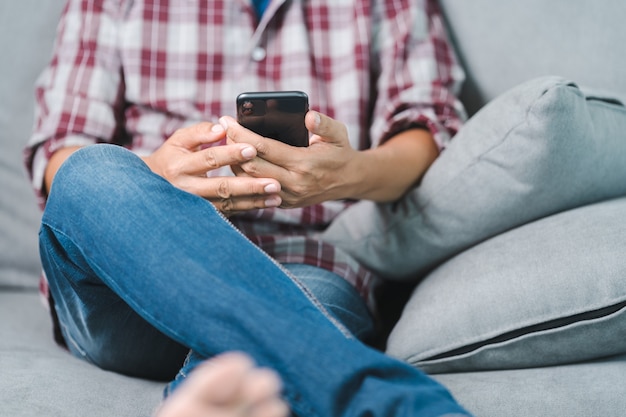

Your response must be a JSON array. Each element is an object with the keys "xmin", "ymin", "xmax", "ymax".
[
  {"xmin": 39, "ymin": 144, "xmax": 470, "ymax": 417},
  {"xmin": 283, "ymin": 263, "xmax": 377, "ymax": 342},
  {"xmin": 166, "ymin": 262, "xmax": 378, "ymax": 396}
]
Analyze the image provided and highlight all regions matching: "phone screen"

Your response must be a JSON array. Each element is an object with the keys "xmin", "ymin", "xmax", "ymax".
[{"xmin": 236, "ymin": 91, "xmax": 309, "ymax": 147}]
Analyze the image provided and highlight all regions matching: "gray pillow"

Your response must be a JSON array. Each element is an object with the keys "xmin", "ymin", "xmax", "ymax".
[
  {"xmin": 321, "ymin": 76, "xmax": 626, "ymax": 280},
  {"xmin": 386, "ymin": 197, "xmax": 626, "ymax": 372}
]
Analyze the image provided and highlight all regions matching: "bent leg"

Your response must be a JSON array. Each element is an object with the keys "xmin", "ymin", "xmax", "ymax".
[
  {"xmin": 164, "ymin": 263, "xmax": 377, "ymax": 395},
  {"xmin": 40, "ymin": 144, "xmax": 470, "ymax": 417}
]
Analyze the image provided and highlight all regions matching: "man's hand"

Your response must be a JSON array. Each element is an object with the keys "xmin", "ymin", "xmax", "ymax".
[
  {"xmin": 221, "ymin": 111, "xmax": 439, "ymax": 208},
  {"xmin": 142, "ymin": 122, "xmax": 282, "ymax": 215},
  {"xmin": 221, "ymin": 112, "xmax": 362, "ymax": 208}
]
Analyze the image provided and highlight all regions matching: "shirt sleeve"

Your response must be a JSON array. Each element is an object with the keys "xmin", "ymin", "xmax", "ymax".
[
  {"xmin": 24, "ymin": 0, "xmax": 127, "ymax": 206},
  {"xmin": 369, "ymin": 0, "xmax": 466, "ymax": 150}
]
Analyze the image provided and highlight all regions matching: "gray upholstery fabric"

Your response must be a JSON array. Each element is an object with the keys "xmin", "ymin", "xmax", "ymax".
[
  {"xmin": 0, "ymin": 2, "xmax": 63, "ymax": 288},
  {"xmin": 4, "ymin": 291, "xmax": 626, "ymax": 417},
  {"xmin": 322, "ymin": 77, "xmax": 626, "ymax": 280},
  {"xmin": 0, "ymin": 291, "xmax": 165, "ymax": 417},
  {"xmin": 440, "ymin": 0, "xmax": 626, "ymax": 115},
  {"xmin": 434, "ymin": 353, "xmax": 626, "ymax": 417},
  {"xmin": 387, "ymin": 198, "xmax": 626, "ymax": 372},
  {"xmin": 0, "ymin": 4, "xmax": 166, "ymax": 415}
]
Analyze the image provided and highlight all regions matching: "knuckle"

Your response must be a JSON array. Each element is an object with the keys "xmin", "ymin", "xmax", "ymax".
[
  {"xmin": 216, "ymin": 180, "xmax": 231, "ymax": 199},
  {"xmin": 203, "ymin": 149, "xmax": 219, "ymax": 169},
  {"xmin": 291, "ymin": 185, "xmax": 307, "ymax": 198},
  {"xmin": 254, "ymin": 198, "xmax": 270, "ymax": 209},
  {"xmin": 287, "ymin": 175, "xmax": 309, "ymax": 198},
  {"xmin": 171, "ymin": 126, "xmax": 189, "ymax": 138},
  {"xmin": 219, "ymin": 198, "xmax": 234, "ymax": 214},
  {"xmin": 279, "ymin": 196, "xmax": 297, "ymax": 209},
  {"xmin": 240, "ymin": 161, "xmax": 261, "ymax": 177},
  {"xmin": 161, "ymin": 163, "xmax": 181, "ymax": 181},
  {"xmin": 255, "ymin": 141, "xmax": 271, "ymax": 156},
  {"xmin": 226, "ymin": 125, "xmax": 243, "ymax": 143}
]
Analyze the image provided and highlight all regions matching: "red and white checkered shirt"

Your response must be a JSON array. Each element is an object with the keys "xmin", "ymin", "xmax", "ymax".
[{"xmin": 25, "ymin": 0, "xmax": 465, "ymax": 317}]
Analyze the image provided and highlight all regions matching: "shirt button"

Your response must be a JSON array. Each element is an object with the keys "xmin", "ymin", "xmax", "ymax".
[{"xmin": 251, "ymin": 46, "xmax": 266, "ymax": 61}]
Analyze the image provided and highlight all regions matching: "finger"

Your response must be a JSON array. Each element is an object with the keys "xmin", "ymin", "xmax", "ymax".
[
  {"xmin": 185, "ymin": 143, "xmax": 258, "ymax": 176},
  {"xmin": 220, "ymin": 116, "xmax": 295, "ymax": 159},
  {"xmin": 237, "ymin": 156, "xmax": 291, "ymax": 183},
  {"xmin": 220, "ymin": 116, "xmax": 271, "ymax": 152},
  {"xmin": 181, "ymin": 176, "xmax": 281, "ymax": 214},
  {"xmin": 230, "ymin": 164, "xmax": 250, "ymax": 178},
  {"xmin": 305, "ymin": 111, "xmax": 347, "ymax": 144},
  {"xmin": 188, "ymin": 176, "xmax": 280, "ymax": 200},
  {"xmin": 213, "ymin": 194, "xmax": 282, "ymax": 216},
  {"xmin": 169, "ymin": 122, "xmax": 227, "ymax": 150},
  {"xmin": 220, "ymin": 116, "xmax": 304, "ymax": 178}
]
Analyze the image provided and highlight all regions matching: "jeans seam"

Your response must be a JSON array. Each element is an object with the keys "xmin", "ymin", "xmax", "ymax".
[
  {"xmin": 209, "ymin": 206, "xmax": 355, "ymax": 340},
  {"xmin": 58, "ymin": 320, "xmax": 89, "ymax": 358},
  {"xmin": 41, "ymin": 224, "xmax": 95, "ymax": 364}
]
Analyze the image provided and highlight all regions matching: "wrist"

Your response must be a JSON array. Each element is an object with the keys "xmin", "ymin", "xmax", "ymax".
[
  {"xmin": 44, "ymin": 146, "xmax": 83, "ymax": 194},
  {"xmin": 344, "ymin": 129, "xmax": 439, "ymax": 203}
]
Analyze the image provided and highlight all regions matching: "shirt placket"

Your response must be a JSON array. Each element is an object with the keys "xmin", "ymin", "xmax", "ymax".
[{"xmin": 234, "ymin": 0, "xmax": 288, "ymax": 90}]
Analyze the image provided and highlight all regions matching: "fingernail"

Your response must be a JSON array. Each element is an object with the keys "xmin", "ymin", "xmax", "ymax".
[
  {"xmin": 241, "ymin": 146, "xmax": 256, "ymax": 159},
  {"xmin": 264, "ymin": 183, "xmax": 279, "ymax": 193},
  {"xmin": 265, "ymin": 196, "xmax": 281, "ymax": 207},
  {"xmin": 211, "ymin": 123, "xmax": 224, "ymax": 133},
  {"xmin": 219, "ymin": 117, "xmax": 229, "ymax": 130},
  {"xmin": 313, "ymin": 111, "xmax": 321, "ymax": 127}
]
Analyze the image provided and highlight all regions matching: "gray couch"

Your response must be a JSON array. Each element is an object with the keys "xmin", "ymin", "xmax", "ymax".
[{"xmin": 1, "ymin": 1, "xmax": 625, "ymax": 416}]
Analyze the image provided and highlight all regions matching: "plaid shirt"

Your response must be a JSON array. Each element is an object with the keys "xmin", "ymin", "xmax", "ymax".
[{"xmin": 25, "ymin": 0, "xmax": 465, "ymax": 318}]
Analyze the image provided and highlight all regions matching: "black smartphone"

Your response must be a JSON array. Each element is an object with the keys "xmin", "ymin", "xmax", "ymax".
[{"xmin": 236, "ymin": 91, "xmax": 309, "ymax": 147}]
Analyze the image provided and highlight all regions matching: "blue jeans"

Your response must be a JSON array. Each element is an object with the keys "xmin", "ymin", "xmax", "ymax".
[{"xmin": 39, "ymin": 144, "xmax": 470, "ymax": 417}]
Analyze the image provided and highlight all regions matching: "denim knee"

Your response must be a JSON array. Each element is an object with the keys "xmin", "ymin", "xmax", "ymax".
[
  {"xmin": 46, "ymin": 144, "xmax": 151, "ymax": 217},
  {"xmin": 52, "ymin": 144, "xmax": 142, "ymax": 192}
]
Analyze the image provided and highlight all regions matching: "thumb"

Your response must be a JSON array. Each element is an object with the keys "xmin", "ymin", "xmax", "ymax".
[{"xmin": 305, "ymin": 111, "xmax": 348, "ymax": 145}]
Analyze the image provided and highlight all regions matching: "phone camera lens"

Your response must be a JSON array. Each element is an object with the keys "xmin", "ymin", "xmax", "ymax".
[{"xmin": 241, "ymin": 100, "xmax": 254, "ymax": 115}]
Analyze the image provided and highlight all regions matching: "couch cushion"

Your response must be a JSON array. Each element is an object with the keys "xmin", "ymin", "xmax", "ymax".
[
  {"xmin": 434, "ymin": 353, "xmax": 626, "ymax": 417},
  {"xmin": 0, "ymin": 2, "xmax": 64, "ymax": 288},
  {"xmin": 0, "ymin": 291, "xmax": 165, "ymax": 417},
  {"xmin": 322, "ymin": 76, "xmax": 626, "ymax": 280},
  {"xmin": 386, "ymin": 197, "xmax": 626, "ymax": 372}
]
